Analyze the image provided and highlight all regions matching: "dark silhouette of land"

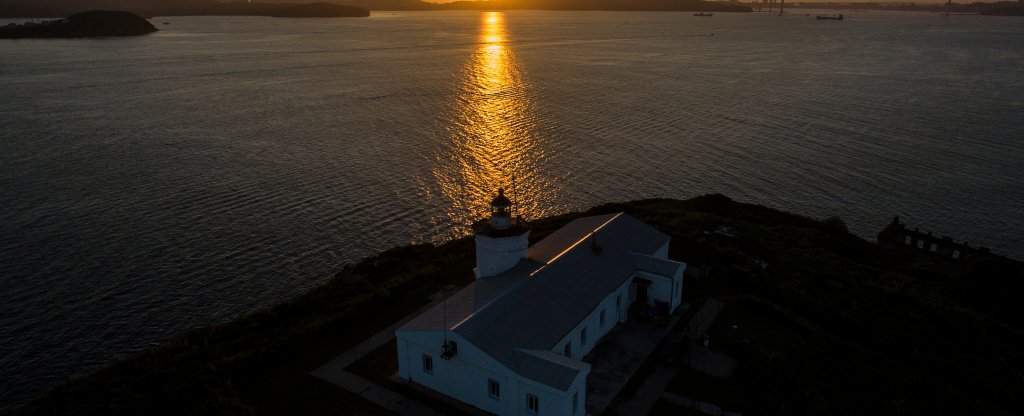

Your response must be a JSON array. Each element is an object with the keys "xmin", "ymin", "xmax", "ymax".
[
  {"xmin": 263, "ymin": 2, "xmax": 370, "ymax": 17},
  {"xmin": 0, "ymin": 0, "xmax": 374, "ymax": 18},
  {"xmin": 980, "ymin": 5, "xmax": 1024, "ymax": 14},
  {"xmin": 433, "ymin": 0, "xmax": 752, "ymax": 12},
  {"xmin": 783, "ymin": 0, "xmax": 1024, "ymax": 13},
  {"xmin": 0, "ymin": 0, "xmax": 751, "ymax": 18},
  {"xmin": 0, "ymin": 10, "xmax": 157, "ymax": 38},
  {"xmin": 10, "ymin": 195, "xmax": 1023, "ymax": 415}
]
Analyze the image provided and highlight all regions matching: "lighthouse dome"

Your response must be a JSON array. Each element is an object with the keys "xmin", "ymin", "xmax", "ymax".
[{"xmin": 490, "ymin": 188, "xmax": 512, "ymax": 207}]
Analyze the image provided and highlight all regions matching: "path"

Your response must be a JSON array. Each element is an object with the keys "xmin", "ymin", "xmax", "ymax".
[
  {"xmin": 613, "ymin": 299, "xmax": 734, "ymax": 416},
  {"xmin": 584, "ymin": 307, "xmax": 686, "ymax": 416},
  {"xmin": 312, "ymin": 292, "xmax": 447, "ymax": 416}
]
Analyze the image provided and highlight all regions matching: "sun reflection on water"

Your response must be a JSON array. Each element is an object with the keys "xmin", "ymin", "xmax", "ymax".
[{"xmin": 429, "ymin": 12, "xmax": 560, "ymax": 240}]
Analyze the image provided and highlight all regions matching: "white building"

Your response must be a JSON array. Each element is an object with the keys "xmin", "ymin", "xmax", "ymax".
[{"xmin": 396, "ymin": 190, "xmax": 686, "ymax": 416}]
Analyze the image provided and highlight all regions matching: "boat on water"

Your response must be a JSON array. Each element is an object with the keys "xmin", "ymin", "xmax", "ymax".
[
  {"xmin": 816, "ymin": 14, "xmax": 843, "ymax": 20},
  {"xmin": 694, "ymin": 12, "xmax": 713, "ymax": 16}
]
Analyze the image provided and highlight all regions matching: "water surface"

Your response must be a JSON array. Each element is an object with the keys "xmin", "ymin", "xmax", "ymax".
[{"xmin": 1, "ymin": 10, "xmax": 1022, "ymax": 408}]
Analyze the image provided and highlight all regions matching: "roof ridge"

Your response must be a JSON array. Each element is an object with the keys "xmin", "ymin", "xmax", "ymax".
[
  {"xmin": 515, "ymin": 348, "xmax": 589, "ymax": 370},
  {"xmin": 450, "ymin": 271, "xmax": 534, "ymax": 331},
  {"xmin": 529, "ymin": 212, "xmax": 624, "ymax": 277}
]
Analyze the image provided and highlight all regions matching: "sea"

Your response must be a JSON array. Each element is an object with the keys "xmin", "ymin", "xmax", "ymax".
[{"xmin": 1, "ymin": 10, "xmax": 1022, "ymax": 409}]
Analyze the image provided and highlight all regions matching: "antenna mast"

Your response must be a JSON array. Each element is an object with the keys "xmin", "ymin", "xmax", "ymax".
[
  {"xmin": 442, "ymin": 287, "xmax": 447, "ymax": 344},
  {"xmin": 512, "ymin": 174, "xmax": 519, "ymax": 221}
]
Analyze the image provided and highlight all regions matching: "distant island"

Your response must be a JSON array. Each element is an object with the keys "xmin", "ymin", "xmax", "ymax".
[
  {"xmin": 0, "ymin": 10, "xmax": 157, "ymax": 38},
  {"xmin": 262, "ymin": 2, "xmax": 370, "ymax": 17},
  {"xmin": 980, "ymin": 6, "xmax": 1024, "ymax": 15}
]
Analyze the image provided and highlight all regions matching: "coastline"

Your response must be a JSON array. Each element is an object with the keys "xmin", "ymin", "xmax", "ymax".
[
  {"xmin": 0, "ymin": 0, "xmax": 750, "ymax": 19},
  {"xmin": 11, "ymin": 195, "xmax": 1022, "ymax": 415}
]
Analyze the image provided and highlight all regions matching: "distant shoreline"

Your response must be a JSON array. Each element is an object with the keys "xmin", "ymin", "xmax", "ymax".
[{"xmin": 0, "ymin": 0, "xmax": 752, "ymax": 19}]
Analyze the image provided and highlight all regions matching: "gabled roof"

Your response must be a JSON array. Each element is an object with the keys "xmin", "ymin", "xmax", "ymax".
[
  {"xmin": 399, "ymin": 261, "xmax": 537, "ymax": 331},
  {"xmin": 527, "ymin": 214, "xmax": 620, "ymax": 264},
  {"xmin": 631, "ymin": 253, "xmax": 684, "ymax": 277},
  {"xmin": 512, "ymin": 349, "xmax": 588, "ymax": 391},
  {"xmin": 398, "ymin": 213, "xmax": 682, "ymax": 391}
]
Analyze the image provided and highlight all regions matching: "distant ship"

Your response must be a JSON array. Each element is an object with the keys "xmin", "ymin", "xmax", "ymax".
[
  {"xmin": 694, "ymin": 12, "xmax": 713, "ymax": 16},
  {"xmin": 816, "ymin": 14, "xmax": 844, "ymax": 20}
]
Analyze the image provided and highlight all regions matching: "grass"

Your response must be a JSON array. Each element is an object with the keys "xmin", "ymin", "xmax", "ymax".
[{"xmin": 346, "ymin": 339, "xmax": 399, "ymax": 386}]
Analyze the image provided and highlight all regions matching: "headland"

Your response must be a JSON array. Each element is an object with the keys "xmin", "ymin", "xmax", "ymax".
[{"xmin": 10, "ymin": 195, "xmax": 1021, "ymax": 415}]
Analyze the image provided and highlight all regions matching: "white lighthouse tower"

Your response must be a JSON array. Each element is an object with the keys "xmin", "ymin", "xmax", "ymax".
[{"xmin": 473, "ymin": 188, "xmax": 530, "ymax": 279}]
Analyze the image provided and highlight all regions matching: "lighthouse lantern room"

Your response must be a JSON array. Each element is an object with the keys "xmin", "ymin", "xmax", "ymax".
[{"xmin": 473, "ymin": 188, "xmax": 530, "ymax": 279}]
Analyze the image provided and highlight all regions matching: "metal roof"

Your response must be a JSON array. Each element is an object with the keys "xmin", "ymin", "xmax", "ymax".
[
  {"xmin": 631, "ymin": 253, "xmax": 684, "ymax": 277},
  {"xmin": 527, "ymin": 214, "xmax": 619, "ymax": 264},
  {"xmin": 397, "ymin": 213, "xmax": 681, "ymax": 391},
  {"xmin": 512, "ymin": 349, "xmax": 588, "ymax": 391}
]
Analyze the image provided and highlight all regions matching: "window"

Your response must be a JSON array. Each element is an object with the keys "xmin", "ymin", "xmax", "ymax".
[
  {"xmin": 564, "ymin": 341, "xmax": 572, "ymax": 357},
  {"xmin": 599, "ymin": 309, "xmax": 606, "ymax": 327},
  {"xmin": 422, "ymin": 354, "xmax": 433, "ymax": 374},
  {"xmin": 488, "ymin": 379, "xmax": 500, "ymax": 400},
  {"xmin": 616, "ymin": 294, "xmax": 622, "ymax": 312},
  {"xmin": 573, "ymin": 391, "xmax": 578, "ymax": 414},
  {"xmin": 580, "ymin": 327, "xmax": 588, "ymax": 346},
  {"xmin": 526, "ymin": 394, "xmax": 539, "ymax": 414}
]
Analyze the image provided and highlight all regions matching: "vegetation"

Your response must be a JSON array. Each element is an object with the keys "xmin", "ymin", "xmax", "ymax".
[
  {"xmin": 0, "ymin": 11, "xmax": 157, "ymax": 38},
  {"xmin": 11, "ymin": 194, "xmax": 1023, "ymax": 415},
  {"xmin": 604, "ymin": 195, "xmax": 1024, "ymax": 416},
  {"xmin": 262, "ymin": 3, "xmax": 371, "ymax": 17}
]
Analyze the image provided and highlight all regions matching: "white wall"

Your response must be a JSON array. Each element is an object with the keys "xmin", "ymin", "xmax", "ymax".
[
  {"xmin": 552, "ymin": 278, "xmax": 632, "ymax": 361},
  {"xmin": 636, "ymin": 261, "xmax": 685, "ymax": 311},
  {"xmin": 396, "ymin": 330, "xmax": 583, "ymax": 415},
  {"xmin": 475, "ymin": 232, "xmax": 530, "ymax": 279},
  {"xmin": 654, "ymin": 241, "xmax": 669, "ymax": 259}
]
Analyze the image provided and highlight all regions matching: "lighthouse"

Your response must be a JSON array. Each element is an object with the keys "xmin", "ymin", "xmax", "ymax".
[{"xmin": 473, "ymin": 188, "xmax": 530, "ymax": 279}]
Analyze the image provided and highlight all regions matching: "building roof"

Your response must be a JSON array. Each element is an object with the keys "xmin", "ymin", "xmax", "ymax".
[
  {"xmin": 512, "ymin": 349, "xmax": 589, "ymax": 391},
  {"xmin": 398, "ymin": 213, "xmax": 682, "ymax": 391},
  {"xmin": 399, "ymin": 261, "xmax": 536, "ymax": 332},
  {"xmin": 631, "ymin": 252, "xmax": 684, "ymax": 277}
]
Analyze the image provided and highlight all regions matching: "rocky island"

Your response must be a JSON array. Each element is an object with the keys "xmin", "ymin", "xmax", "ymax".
[{"xmin": 0, "ymin": 10, "xmax": 157, "ymax": 39}]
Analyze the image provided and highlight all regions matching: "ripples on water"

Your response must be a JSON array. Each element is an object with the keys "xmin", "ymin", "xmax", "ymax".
[{"xmin": 1, "ymin": 11, "xmax": 1022, "ymax": 409}]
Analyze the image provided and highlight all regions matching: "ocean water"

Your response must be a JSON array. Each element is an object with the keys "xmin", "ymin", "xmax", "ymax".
[{"xmin": 1, "ymin": 10, "xmax": 1022, "ymax": 408}]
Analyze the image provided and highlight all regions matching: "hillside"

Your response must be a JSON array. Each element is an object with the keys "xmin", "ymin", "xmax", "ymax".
[
  {"xmin": 10, "ymin": 195, "xmax": 1023, "ymax": 415},
  {"xmin": 262, "ymin": 2, "xmax": 371, "ymax": 17}
]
